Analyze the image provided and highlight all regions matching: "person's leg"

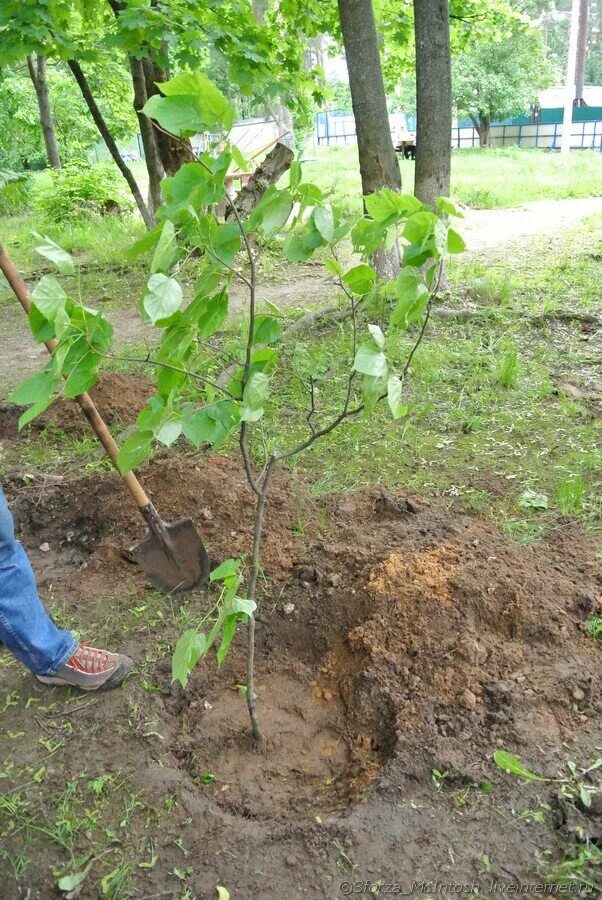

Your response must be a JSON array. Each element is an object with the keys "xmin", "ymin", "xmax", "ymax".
[{"xmin": 0, "ymin": 485, "xmax": 77, "ymax": 675}]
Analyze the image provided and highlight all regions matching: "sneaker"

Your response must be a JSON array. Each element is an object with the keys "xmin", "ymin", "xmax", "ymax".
[{"xmin": 37, "ymin": 644, "xmax": 133, "ymax": 692}]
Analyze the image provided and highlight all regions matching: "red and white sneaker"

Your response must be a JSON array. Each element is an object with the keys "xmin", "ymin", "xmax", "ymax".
[{"xmin": 37, "ymin": 644, "xmax": 133, "ymax": 691}]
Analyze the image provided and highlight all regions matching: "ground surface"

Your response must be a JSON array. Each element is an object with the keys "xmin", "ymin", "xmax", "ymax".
[
  {"xmin": 0, "ymin": 196, "xmax": 599, "ymax": 387},
  {"xmin": 0, "ymin": 153, "xmax": 600, "ymax": 897},
  {"xmin": 0, "ymin": 431, "xmax": 600, "ymax": 898}
]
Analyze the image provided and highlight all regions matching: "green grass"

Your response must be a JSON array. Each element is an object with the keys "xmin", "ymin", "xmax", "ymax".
[
  {"xmin": 2, "ymin": 211, "xmax": 599, "ymax": 543},
  {"xmin": 0, "ymin": 159, "xmax": 600, "ymax": 544},
  {"xmin": 0, "ymin": 207, "xmax": 147, "ymax": 315},
  {"xmin": 302, "ymin": 145, "xmax": 602, "ymax": 217},
  {"xmin": 453, "ymin": 212, "xmax": 602, "ymax": 314},
  {"xmin": 253, "ymin": 215, "xmax": 602, "ymax": 538}
]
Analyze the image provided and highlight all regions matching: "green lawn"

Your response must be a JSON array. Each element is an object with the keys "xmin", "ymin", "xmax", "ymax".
[{"xmin": 302, "ymin": 145, "xmax": 602, "ymax": 217}]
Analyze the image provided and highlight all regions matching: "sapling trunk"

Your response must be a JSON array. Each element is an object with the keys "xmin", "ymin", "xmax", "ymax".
[{"xmin": 245, "ymin": 458, "xmax": 276, "ymax": 740}]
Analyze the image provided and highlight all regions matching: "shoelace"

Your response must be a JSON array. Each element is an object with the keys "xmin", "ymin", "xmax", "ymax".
[{"xmin": 68, "ymin": 644, "xmax": 112, "ymax": 674}]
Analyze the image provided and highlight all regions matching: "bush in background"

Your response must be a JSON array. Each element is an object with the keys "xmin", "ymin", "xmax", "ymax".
[
  {"xmin": 34, "ymin": 163, "xmax": 133, "ymax": 220},
  {"xmin": 0, "ymin": 170, "xmax": 30, "ymax": 215}
]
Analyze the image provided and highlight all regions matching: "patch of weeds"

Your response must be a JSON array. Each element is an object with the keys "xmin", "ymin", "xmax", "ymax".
[
  {"xmin": 465, "ymin": 267, "xmax": 519, "ymax": 306},
  {"xmin": 557, "ymin": 475, "xmax": 586, "ymax": 516},
  {"xmin": 4, "ymin": 427, "xmax": 111, "ymax": 477},
  {"xmin": 586, "ymin": 617, "xmax": 602, "ymax": 640},
  {"xmin": 545, "ymin": 834, "xmax": 601, "ymax": 896},
  {"xmin": 432, "ymin": 768, "xmax": 450, "ymax": 792},
  {"xmin": 99, "ymin": 861, "xmax": 133, "ymax": 899},
  {"xmin": 494, "ymin": 346, "xmax": 520, "ymax": 389},
  {"xmin": 0, "ymin": 768, "xmax": 157, "ymax": 897}
]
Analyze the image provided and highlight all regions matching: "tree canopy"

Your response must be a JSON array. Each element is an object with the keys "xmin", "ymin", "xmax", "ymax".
[{"xmin": 452, "ymin": 19, "xmax": 556, "ymax": 144}]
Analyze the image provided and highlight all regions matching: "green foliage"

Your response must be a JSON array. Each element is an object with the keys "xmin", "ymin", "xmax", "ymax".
[
  {"xmin": 556, "ymin": 476, "xmax": 586, "ymax": 516},
  {"xmin": 586, "ymin": 617, "xmax": 602, "ymax": 640},
  {"xmin": 0, "ymin": 170, "xmax": 29, "ymax": 214},
  {"xmin": 453, "ymin": 21, "xmax": 557, "ymax": 137},
  {"xmin": 143, "ymin": 71, "xmax": 234, "ymax": 138},
  {"xmin": 494, "ymin": 346, "xmax": 519, "ymax": 389},
  {"xmin": 171, "ymin": 558, "xmax": 255, "ymax": 687},
  {"xmin": 34, "ymin": 163, "xmax": 132, "ymax": 220},
  {"xmin": 493, "ymin": 750, "xmax": 548, "ymax": 781},
  {"xmin": 0, "ymin": 62, "xmax": 137, "ymax": 171},
  {"xmin": 8, "ymin": 234, "xmax": 111, "ymax": 427}
]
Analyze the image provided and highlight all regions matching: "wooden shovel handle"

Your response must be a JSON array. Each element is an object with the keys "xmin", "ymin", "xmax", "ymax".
[{"xmin": 0, "ymin": 242, "xmax": 151, "ymax": 511}]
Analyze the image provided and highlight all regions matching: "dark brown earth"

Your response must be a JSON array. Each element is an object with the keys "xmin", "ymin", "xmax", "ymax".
[
  {"xmin": 0, "ymin": 372, "xmax": 154, "ymax": 443},
  {"xmin": 0, "ymin": 435, "xmax": 600, "ymax": 897}
]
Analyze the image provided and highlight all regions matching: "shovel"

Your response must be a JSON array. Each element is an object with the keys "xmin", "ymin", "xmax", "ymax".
[{"xmin": 0, "ymin": 243, "xmax": 210, "ymax": 594}]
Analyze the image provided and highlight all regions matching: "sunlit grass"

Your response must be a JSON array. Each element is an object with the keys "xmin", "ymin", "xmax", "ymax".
[{"xmin": 301, "ymin": 145, "xmax": 602, "ymax": 217}]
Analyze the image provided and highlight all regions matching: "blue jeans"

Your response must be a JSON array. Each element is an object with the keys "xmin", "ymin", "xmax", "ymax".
[{"xmin": 0, "ymin": 485, "xmax": 77, "ymax": 675}]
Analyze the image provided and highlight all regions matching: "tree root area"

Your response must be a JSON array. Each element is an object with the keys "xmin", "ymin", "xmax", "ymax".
[{"xmin": 0, "ymin": 450, "xmax": 600, "ymax": 898}]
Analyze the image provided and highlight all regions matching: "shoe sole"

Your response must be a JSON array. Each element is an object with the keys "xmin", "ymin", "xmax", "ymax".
[{"xmin": 37, "ymin": 656, "xmax": 133, "ymax": 692}]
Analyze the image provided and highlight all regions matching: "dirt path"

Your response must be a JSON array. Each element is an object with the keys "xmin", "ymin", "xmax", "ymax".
[
  {"xmin": 1, "ymin": 196, "xmax": 599, "ymax": 391},
  {"xmin": 460, "ymin": 196, "xmax": 601, "ymax": 253}
]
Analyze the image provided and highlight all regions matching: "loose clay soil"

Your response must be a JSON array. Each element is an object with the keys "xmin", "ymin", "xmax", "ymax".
[
  {"xmin": 0, "ymin": 372, "xmax": 154, "ymax": 442},
  {"xmin": 0, "ymin": 381, "xmax": 600, "ymax": 898}
]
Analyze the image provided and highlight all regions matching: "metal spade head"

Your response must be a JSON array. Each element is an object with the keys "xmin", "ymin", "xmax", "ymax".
[{"xmin": 130, "ymin": 517, "xmax": 211, "ymax": 593}]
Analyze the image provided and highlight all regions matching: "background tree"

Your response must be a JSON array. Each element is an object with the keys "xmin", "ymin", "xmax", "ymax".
[
  {"xmin": 575, "ymin": 0, "xmax": 589, "ymax": 103},
  {"xmin": 519, "ymin": 0, "xmax": 601, "ymax": 87},
  {"xmin": 452, "ymin": 20, "xmax": 556, "ymax": 146},
  {"xmin": 0, "ymin": 61, "xmax": 137, "ymax": 170},
  {"xmin": 413, "ymin": 0, "xmax": 452, "ymax": 207},
  {"xmin": 26, "ymin": 55, "xmax": 61, "ymax": 168},
  {"xmin": 251, "ymin": 0, "xmax": 295, "ymax": 149},
  {"xmin": 337, "ymin": 0, "xmax": 401, "ymax": 276}
]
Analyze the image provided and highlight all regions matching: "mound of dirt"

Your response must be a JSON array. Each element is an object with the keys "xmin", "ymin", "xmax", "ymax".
[
  {"xmin": 40, "ymin": 371, "xmax": 154, "ymax": 432},
  {"xmin": 7, "ymin": 454, "xmax": 313, "ymax": 586},
  {"xmin": 0, "ymin": 372, "xmax": 153, "ymax": 442},
  {"xmin": 160, "ymin": 487, "xmax": 601, "ymax": 827}
]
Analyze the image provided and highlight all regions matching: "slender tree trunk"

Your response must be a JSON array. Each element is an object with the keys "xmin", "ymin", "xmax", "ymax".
[
  {"xmin": 574, "ymin": 0, "xmax": 589, "ymax": 104},
  {"xmin": 27, "ymin": 55, "xmax": 61, "ymax": 169},
  {"xmin": 252, "ymin": 0, "xmax": 296, "ymax": 150},
  {"xmin": 337, "ymin": 0, "xmax": 401, "ymax": 276},
  {"xmin": 142, "ymin": 58, "xmax": 196, "ymax": 175},
  {"xmin": 129, "ymin": 57, "xmax": 164, "ymax": 212},
  {"xmin": 105, "ymin": 0, "xmax": 181, "ymax": 185},
  {"xmin": 413, "ymin": 0, "xmax": 451, "ymax": 206},
  {"xmin": 67, "ymin": 59, "xmax": 154, "ymax": 229}
]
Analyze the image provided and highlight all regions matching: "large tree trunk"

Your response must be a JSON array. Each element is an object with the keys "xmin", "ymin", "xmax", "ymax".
[
  {"xmin": 142, "ymin": 58, "xmax": 196, "ymax": 175},
  {"xmin": 67, "ymin": 59, "xmax": 154, "ymax": 229},
  {"xmin": 413, "ymin": 0, "xmax": 451, "ymax": 206},
  {"xmin": 469, "ymin": 115, "xmax": 490, "ymax": 148},
  {"xmin": 129, "ymin": 57, "xmax": 164, "ymax": 212},
  {"xmin": 575, "ymin": 0, "xmax": 589, "ymax": 104},
  {"xmin": 478, "ymin": 116, "xmax": 490, "ymax": 148},
  {"xmin": 27, "ymin": 55, "xmax": 61, "ymax": 169},
  {"xmin": 337, "ymin": 0, "xmax": 401, "ymax": 276}
]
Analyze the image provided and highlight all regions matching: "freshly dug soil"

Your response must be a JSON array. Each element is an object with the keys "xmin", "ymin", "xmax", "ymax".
[
  {"xmin": 0, "ymin": 372, "xmax": 153, "ymax": 442},
  {"xmin": 0, "ymin": 453, "xmax": 600, "ymax": 898}
]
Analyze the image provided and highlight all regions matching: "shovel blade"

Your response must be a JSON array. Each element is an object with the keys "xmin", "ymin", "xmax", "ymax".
[{"xmin": 130, "ymin": 518, "xmax": 210, "ymax": 593}]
